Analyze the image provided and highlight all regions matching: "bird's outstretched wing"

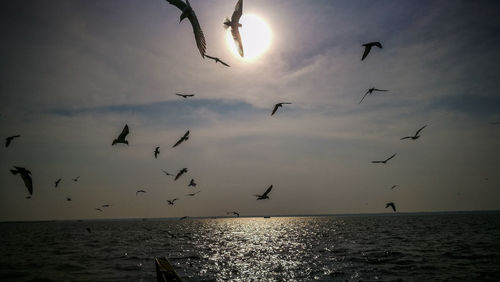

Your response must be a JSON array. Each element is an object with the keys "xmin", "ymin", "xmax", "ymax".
[
  {"xmin": 359, "ymin": 92, "xmax": 370, "ymax": 104},
  {"xmin": 231, "ymin": 0, "xmax": 243, "ymax": 23},
  {"xmin": 385, "ymin": 153, "xmax": 397, "ymax": 162},
  {"xmin": 166, "ymin": 0, "xmax": 187, "ymax": 10},
  {"xmin": 21, "ymin": 173, "xmax": 33, "ymax": 195},
  {"xmin": 373, "ymin": 42, "xmax": 383, "ymax": 48},
  {"xmin": 371, "ymin": 160, "xmax": 383, "ymax": 163},
  {"xmin": 361, "ymin": 45, "xmax": 371, "ymax": 61},
  {"xmin": 118, "ymin": 125, "xmax": 129, "ymax": 140},
  {"xmin": 183, "ymin": 130, "xmax": 190, "ymax": 139},
  {"xmin": 205, "ymin": 55, "xmax": 216, "ymax": 60},
  {"xmin": 415, "ymin": 125, "xmax": 427, "ymax": 136},
  {"xmin": 400, "ymin": 136, "xmax": 411, "ymax": 140},
  {"xmin": 219, "ymin": 59, "xmax": 230, "ymax": 67},
  {"xmin": 232, "ymin": 28, "xmax": 244, "ymax": 57},
  {"xmin": 166, "ymin": 0, "xmax": 206, "ymax": 57},
  {"xmin": 173, "ymin": 138, "xmax": 184, "ymax": 148},
  {"xmin": 262, "ymin": 185, "xmax": 273, "ymax": 197},
  {"xmin": 373, "ymin": 88, "xmax": 388, "ymax": 92},
  {"xmin": 271, "ymin": 104, "xmax": 280, "ymax": 115}
]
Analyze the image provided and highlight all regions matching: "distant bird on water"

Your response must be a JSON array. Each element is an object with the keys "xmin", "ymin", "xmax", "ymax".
[
  {"xmin": 112, "ymin": 124, "xmax": 129, "ymax": 146},
  {"xmin": 175, "ymin": 168, "xmax": 188, "ymax": 180},
  {"xmin": 224, "ymin": 0, "xmax": 244, "ymax": 57},
  {"xmin": 255, "ymin": 185, "xmax": 273, "ymax": 200},
  {"xmin": 179, "ymin": 216, "xmax": 189, "ymax": 220},
  {"xmin": 5, "ymin": 135, "xmax": 20, "ymax": 148},
  {"xmin": 385, "ymin": 202, "xmax": 396, "ymax": 212},
  {"xmin": 10, "ymin": 166, "xmax": 33, "ymax": 195},
  {"xmin": 136, "ymin": 190, "xmax": 147, "ymax": 196},
  {"xmin": 188, "ymin": 178, "xmax": 197, "ymax": 187},
  {"xmin": 167, "ymin": 198, "xmax": 179, "ymax": 205},
  {"xmin": 361, "ymin": 41, "xmax": 382, "ymax": 60},
  {"xmin": 390, "ymin": 185, "xmax": 399, "ymax": 190},
  {"xmin": 176, "ymin": 93, "xmax": 195, "ymax": 98},
  {"xmin": 154, "ymin": 147, "xmax": 160, "ymax": 159},
  {"xmin": 162, "ymin": 170, "xmax": 174, "ymax": 177},
  {"xmin": 173, "ymin": 130, "xmax": 190, "ymax": 148},
  {"xmin": 72, "ymin": 176, "xmax": 80, "ymax": 182},
  {"xmin": 165, "ymin": 0, "xmax": 206, "ymax": 57},
  {"xmin": 271, "ymin": 103, "xmax": 292, "ymax": 116},
  {"xmin": 359, "ymin": 88, "xmax": 388, "ymax": 104},
  {"xmin": 372, "ymin": 153, "xmax": 397, "ymax": 164},
  {"xmin": 186, "ymin": 191, "xmax": 200, "ymax": 196},
  {"xmin": 205, "ymin": 55, "xmax": 230, "ymax": 67},
  {"xmin": 401, "ymin": 125, "xmax": 427, "ymax": 140},
  {"xmin": 227, "ymin": 211, "xmax": 240, "ymax": 217},
  {"xmin": 54, "ymin": 178, "xmax": 62, "ymax": 188}
]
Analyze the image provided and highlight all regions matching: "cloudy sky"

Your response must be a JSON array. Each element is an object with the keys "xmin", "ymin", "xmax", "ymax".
[{"xmin": 1, "ymin": 0, "xmax": 499, "ymax": 221}]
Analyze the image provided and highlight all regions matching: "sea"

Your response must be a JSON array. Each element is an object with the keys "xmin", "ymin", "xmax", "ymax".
[{"xmin": 1, "ymin": 212, "xmax": 499, "ymax": 281}]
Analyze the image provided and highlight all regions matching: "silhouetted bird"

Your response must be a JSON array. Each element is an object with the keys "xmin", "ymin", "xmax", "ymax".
[
  {"xmin": 154, "ymin": 147, "xmax": 160, "ymax": 159},
  {"xmin": 391, "ymin": 185, "xmax": 398, "ymax": 190},
  {"xmin": 186, "ymin": 191, "xmax": 200, "ymax": 196},
  {"xmin": 26, "ymin": 196, "xmax": 31, "ymax": 199},
  {"xmin": 173, "ymin": 130, "xmax": 190, "ymax": 148},
  {"xmin": 95, "ymin": 208, "xmax": 103, "ymax": 212},
  {"xmin": 205, "ymin": 55, "xmax": 230, "ymax": 67},
  {"xmin": 102, "ymin": 204, "xmax": 112, "ymax": 208},
  {"xmin": 162, "ymin": 170, "xmax": 174, "ymax": 177},
  {"xmin": 188, "ymin": 178, "xmax": 197, "ymax": 187},
  {"xmin": 10, "ymin": 166, "xmax": 33, "ymax": 195},
  {"xmin": 227, "ymin": 211, "xmax": 240, "ymax": 217},
  {"xmin": 271, "ymin": 103, "xmax": 292, "ymax": 116},
  {"xmin": 136, "ymin": 190, "xmax": 147, "ymax": 196},
  {"xmin": 359, "ymin": 88, "xmax": 388, "ymax": 104},
  {"xmin": 385, "ymin": 202, "xmax": 396, "ymax": 212},
  {"xmin": 167, "ymin": 198, "xmax": 179, "ymax": 205},
  {"xmin": 176, "ymin": 93, "xmax": 195, "ymax": 98},
  {"xmin": 166, "ymin": 0, "xmax": 206, "ymax": 57},
  {"xmin": 66, "ymin": 197, "xmax": 72, "ymax": 201},
  {"xmin": 5, "ymin": 135, "xmax": 20, "ymax": 148},
  {"xmin": 55, "ymin": 178, "xmax": 62, "ymax": 188},
  {"xmin": 175, "ymin": 168, "xmax": 188, "ymax": 180},
  {"xmin": 86, "ymin": 228, "xmax": 91, "ymax": 233},
  {"xmin": 224, "ymin": 0, "xmax": 244, "ymax": 57},
  {"xmin": 255, "ymin": 185, "xmax": 273, "ymax": 200},
  {"xmin": 361, "ymin": 42, "xmax": 382, "ymax": 60},
  {"xmin": 179, "ymin": 216, "xmax": 189, "ymax": 220},
  {"xmin": 401, "ymin": 125, "xmax": 427, "ymax": 140},
  {"xmin": 371, "ymin": 153, "xmax": 397, "ymax": 164},
  {"xmin": 112, "ymin": 124, "xmax": 129, "ymax": 145},
  {"xmin": 72, "ymin": 176, "xmax": 80, "ymax": 182}
]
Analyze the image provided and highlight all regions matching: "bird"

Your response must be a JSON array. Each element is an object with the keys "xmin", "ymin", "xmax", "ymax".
[
  {"xmin": 54, "ymin": 178, "xmax": 62, "ymax": 188},
  {"xmin": 95, "ymin": 208, "xmax": 103, "ymax": 212},
  {"xmin": 112, "ymin": 124, "xmax": 129, "ymax": 146},
  {"xmin": 154, "ymin": 147, "xmax": 160, "ymax": 159},
  {"xmin": 179, "ymin": 216, "xmax": 189, "ymax": 220},
  {"xmin": 371, "ymin": 153, "xmax": 397, "ymax": 164},
  {"xmin": 224, "ymin": 0, "xmax": 244, "ymax": 57},
  {"xmin": 186, "ymin": 191, "xmax": 200, "ymax": 196},
  {"xmin": 162, "ymin": 170, "xmax": 174, "ymax": 177},
  {"xmin": 165, "ymin": 0, "xmax": 206, "ymax": 58},
  {"xmin": 254, "ymin": 185, "xmax": 273, "ymax": 200},
  {"xmin": 385, "ymin": 202, "xmax": 396, "ymax": 212},
  {"xmin": 66, "ymin": 197, "xmax": 72, "ymax": 201},
  {"xmin": 401, "ymin": 125, "xmax": 427, "ymax": 140},
  {"xmin": 173, "ymin": 130, "xmax": 190, "ymax": 148},
  {"xmin": 10, "ymin": 166, "xmax": 33, "ymax": 195},
  {"xmin": 271, "ymin": 103, "xmax": 292, "ymax": 116},
  {"xmin": 86, "ymin": 228, "xmax": 91, "ymax": 233},
  {"xmin": 26, "ymin": 196, "xmax": 31, "ymax": 199},
  {"xmin": 102, "ymin": 204, "xmax": 112, "ymax": 208},
  {"xmin": 167, "ymin": 198, "xmax": 179, "ymax": 205},
  {"xmin": 227, "ymin": 211, "xmax": 240, "ymax": 217},
  {"xmin": 205, "ymin": 55, "xmax": 230, "ymax": 67},
  {"xmin": 136, "ymin": 190, "xmax": 147, "ymax": 196},
  {"xmin": 175, "ymin": 168, "xmax": 188, "ymax": 180},
  {"xmin": 361, "ymin": 41, "xmax": 382, "ymax": 60},
  {"xmin": 188, "ymin": 179, "xmax": 197, "ymax": 187},
  {"xmin": 72, "ymin": 176, "xmax": 80, "ymax": 182},
  {"xmin": 5, "ymin": 135, "xmax": 20, "ymax": 148},
  {"xmin": 359, "ymin": 88, "xmax": 388, "ymax": 104},
  {"xmin": 176, "ymin": 93, "xmax": 195, "ymax": 98},
  {"xmin": 390, "ymin": 185, "xmax": 399, "ymax": 190}
]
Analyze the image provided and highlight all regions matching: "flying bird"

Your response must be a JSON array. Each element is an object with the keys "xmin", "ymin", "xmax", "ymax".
[
  {"xmin": 10, "ymin": 166, "xmax": 33, "ymax": 195},
  {"xmin": 205, "ymin": 55, "xmax": 230, "ymax": 67},
  {"xmin": 227, "ymin": 211, "xmax": 240, "ymax": 217},
  {"xmin": 361, "ymin": 41, "xmax": 382, "ymax": 60},
  {"xmin": 176, "ymin": 93, "xmax": 195, "ymax": 98},
  {"xmin": 162, "ymin": 170, "xmax": 174, "ymax": 177},
  {"xmin": 72, "ymin": 176, "xmax": 80, "ymax": 182},
  {"xmin": 359, "ymin": 88, "xmax": 389, "ymax": 104},
  {"xmin": 385, "ymin": 202, "xmax": 396, "ymax": 212},
  {"xmin": 95, "ymin": 208, "xmax": 103, "ymax": 212},
  {"xmin": 86, "ymin": 228, "xmax": 91, "ymax": 233},
  {"xmin": 136, "ymin": 190, "xmax": 147, "ymax": 196},
  {"xmin": 5, "ymin": 135, "xmax": 20, "ymax": 148},
  {"xmin": 255, "ymin": 185, "xmax": 273, "ymax": 200},
  {"xmin": 390, "ymin": 185, "xmax": 399, "ymax": 190},
  {"xmin": 224, "ymin": 0, "xmax": 244, "ymax": 57},
  {"xmin": 102, "ymin": 204, "xmax": 112, "ymax": 208},
  {"xmin": 173, "ymin": 130, "xmax": 190, "ymax": 148},
  {"xmin": 167, "ymin": 198, "xmax": 179, "ymax": 205},
  {"xmin": 54, "ymin": 178, "xmax": 62, "ymax": 188},
  {"xmin": 112, "ymin": 124, "xmax": 129, "ymax": 146},
  {"xmin": 371, "ymin": 153, "xmax": 397, "ymax": 164},
  {"xmin": 186, "ymin": 191, "xmax": 200, "ymax": 196},
  {"xmin": 271, "ymin": 103, "xmax": 292, "ymax": 116},
  {"xmin": 165, "ymin": 0, "xmax": 206, "ymax": 57},
  {"xmin": 26, "ymin": 196, "xmax": 31, "ymax": 199},
  {"xmin": 154, "ymin": 147, "xmax": 160, "ymax": 159},
  {"xmin": 401, "ymin": 125, "xmax": 427, "ymax": 140},
  {"xmin": 66, "ymin": 197, "xmax": 72, "ymax": 201},
  {"xmin": 188, "ymin": 178, "xmax": 197, "ymax": 187},
  {"xmin": 175, "ymin": 168, "xmax": 188, "ymax": 180}
]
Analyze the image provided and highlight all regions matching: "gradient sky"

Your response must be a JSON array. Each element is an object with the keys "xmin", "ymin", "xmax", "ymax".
[{"xmin": 1, "ymin": 0, "xmax": 500, "ymax": 221}]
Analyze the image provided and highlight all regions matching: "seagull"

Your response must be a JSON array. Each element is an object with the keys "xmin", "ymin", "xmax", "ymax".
[
  {"xmin": 227, "ymin": 211, "xmax": 240, "ymax": 217},
  {"xmin": 10, "ymin": 166, "xmax": 33, "ymax": 195},
  {"xmin": 359, "ymin": 88, "xmax": 389, "ymax": 104},
  {"xmin": 162, "ymin": 170, "xmax": 174, "ymax": 177},
  {"xmin": 401, "ymin": 125, "xmax": 427, "ymax": 140},
  {"xmin": 112, "ymin": 124, "xmax": 129, "ymax": 146},
  {"xmin": 167, "ymin": 198, "xmax": 179, "ymax": 205},
  {"xmin": 173, "ymin": 130, "xmax": 190, "ymax": 148},
  {"xmin": 175, "ymin": 168, "xmax": 188, "ymax": 180},
  {"xmin": 66, "ymin": 197, "xmax": 72, "ymax": 201},
  {"xmin": 136, "ymin": 190, "xmax": 147, "ymax": 196},
  {"xmin": 371, "ymin": 153, "xmax": 397, "ymax": 164},
  {"xmin": 361, "ymin": 41, "xmax": 382, "ymax": 60},
  {"xmin": 390, "ymin": 185, "xmax": 399, "ymax": 190},
  {"xmin": 224, "ymin": 0, "xmax": 244, "ymax": 57},
  {"xmin": 154, "ymin": 147, "xmax": 160, "ymax": 159},
  {"xmin": 72, "ymin": 176, "xmax": 80, "ymax": 182},
  {"xmin": 176, "ymin": 93, "xmax": 195, "ymax": 98},
  {"xmin": 186, "ymin": 191, "xmax": 200, "ymax": 196},
  {"xmin": 254, "ymin": 185, "xmax": 273, "ymax": 200},
  {"xmin": 205, "ymin": 55, "xmax": 230, "ymax": 67},
  {"xmin": 165, "ymin": 0, "xmax": 206, "ymax": 57},
  {"xmin": 188, "ymin": 178, "xmax": 197, "ymax": 187},
  {"xmin": 102, "ymin": 204, "xmax": 112, "ymax": 208},
  {"xmin": 95, "ymin": 208, "xmax": 103, "ymax": 212},
  {"xmin": 54, "ymin": 178, "xmax": 62, "ymax": 188},
  {"xmin": 385, "ymin": 202, "xmax": 396, "ymax": 212},
  {"xmin": 271, "ymin": 103, "xmax": 292, "ymax": 116},
  {"xmin": 5, "ymin": 135, "xmax": 20, "ymax": 148}
]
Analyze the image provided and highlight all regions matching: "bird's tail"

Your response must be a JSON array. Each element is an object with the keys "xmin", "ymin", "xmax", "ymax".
[{"xmin": 223, "ymin": 17, "xmax": 230, "ymax": 29}]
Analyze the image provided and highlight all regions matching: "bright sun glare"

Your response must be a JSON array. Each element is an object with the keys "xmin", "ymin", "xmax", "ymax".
[{"xmin": 226, "ymin": 14, "xmax": 272, "ymax": 61}]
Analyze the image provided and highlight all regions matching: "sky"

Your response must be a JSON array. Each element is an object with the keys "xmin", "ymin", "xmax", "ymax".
[{"xmin": 1, "ymin": 0, "xmax": 499, "ymax": 221}]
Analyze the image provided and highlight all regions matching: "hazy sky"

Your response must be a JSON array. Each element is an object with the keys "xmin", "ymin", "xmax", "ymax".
[{"xmin": 1, "ymin": 0, "xmax": 500, "ymax": 221}]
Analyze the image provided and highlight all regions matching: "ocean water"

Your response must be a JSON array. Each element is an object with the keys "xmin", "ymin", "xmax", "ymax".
[{"xmin": 1, "ymin": 213, "xmax": 500, "ymax": 281}]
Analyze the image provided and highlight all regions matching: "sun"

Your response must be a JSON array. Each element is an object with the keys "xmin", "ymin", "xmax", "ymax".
[{"xmin": 226, "ymin": 14, "xmax": 272, "ymax": 61}]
